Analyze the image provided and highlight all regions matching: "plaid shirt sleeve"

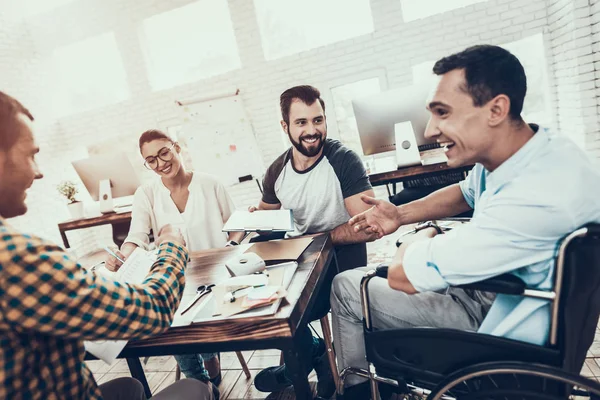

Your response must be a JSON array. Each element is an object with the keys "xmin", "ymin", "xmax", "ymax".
[{"xmin": 1, "ymin": 232, "xmax": 188, "ymax": 341}]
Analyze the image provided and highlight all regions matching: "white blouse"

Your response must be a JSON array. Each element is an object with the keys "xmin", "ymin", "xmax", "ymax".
[{"xmin": 124, "ymin": 173, "xmax": 235, "ymax": 252}]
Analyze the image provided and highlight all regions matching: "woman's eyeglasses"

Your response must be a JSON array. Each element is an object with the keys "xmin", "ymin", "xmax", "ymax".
[{"xmin": 144, "ymin": 143, "xmax": 176, "ymax": 170}]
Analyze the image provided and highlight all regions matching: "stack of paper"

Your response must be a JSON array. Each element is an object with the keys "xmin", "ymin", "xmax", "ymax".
[{"xmin": 242, "ymin": 286, "xmax": 281, "ymax": 308}]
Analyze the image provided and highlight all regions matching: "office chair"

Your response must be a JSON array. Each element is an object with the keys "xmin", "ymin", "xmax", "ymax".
[{"xmin": 339, "ymin": 224, "xmax": 600, "ymax": 400}]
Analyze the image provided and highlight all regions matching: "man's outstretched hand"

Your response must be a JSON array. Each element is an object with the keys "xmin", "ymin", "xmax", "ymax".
[{"xmin": 348, "ymin": 195, "xmax": 402, "ymax": 239}]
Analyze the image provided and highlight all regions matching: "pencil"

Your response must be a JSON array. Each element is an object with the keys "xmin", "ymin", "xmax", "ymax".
[{"xmin": 103, "ymin": 246, "xmax": 125, "ymax": 264}]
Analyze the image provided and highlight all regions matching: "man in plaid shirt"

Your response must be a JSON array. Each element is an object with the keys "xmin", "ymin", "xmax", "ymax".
[{"xmin": 0, "ymin": 91, "xmax": 214, "ymax": 399}]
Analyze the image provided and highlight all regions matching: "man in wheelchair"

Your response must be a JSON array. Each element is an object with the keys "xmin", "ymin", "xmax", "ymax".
[{"xmin": 333, "ymin": 44, "xmax": 600, "ymax": 399}]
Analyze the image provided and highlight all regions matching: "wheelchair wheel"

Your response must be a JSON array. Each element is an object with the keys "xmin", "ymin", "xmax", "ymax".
[{"xmin": 426, "ymin": 361, "xmax": 600, "ymax": 400}]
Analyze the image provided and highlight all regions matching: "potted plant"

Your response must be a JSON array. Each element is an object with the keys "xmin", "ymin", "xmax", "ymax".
[{"xmin": 57, "ymin": 180, "xmax": 84, "ymax": 220}]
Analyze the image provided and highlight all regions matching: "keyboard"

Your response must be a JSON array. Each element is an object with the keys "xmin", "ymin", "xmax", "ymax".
[{"xmin": 420, "ymin": 148, "xmax": 447, "ymax": 165}]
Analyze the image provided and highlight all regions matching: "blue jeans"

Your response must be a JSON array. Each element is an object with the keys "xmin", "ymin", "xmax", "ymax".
[{"xmin": 174, "ymin": 352, "xmax": 218, "ymax": 382}]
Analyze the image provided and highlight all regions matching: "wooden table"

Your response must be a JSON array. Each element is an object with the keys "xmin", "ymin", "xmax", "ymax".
[
  {"xmin": 57, "ymin": 211, "xmax": 132, "ymax": 248},
  {"xmin": 119, "ymin": 233, "xmax": 337, "ymax": 399},
  {"xmin": 369, "ymin": 162, "xmax": 474, "ymax": 197}
]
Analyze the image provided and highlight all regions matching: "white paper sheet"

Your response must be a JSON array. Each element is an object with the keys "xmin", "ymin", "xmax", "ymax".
[
  {"xmin": 85, "ymin": 248, "xmax": 157, "ymax": 364},
  {"xmin": 222, "ymin": 209, "xmax": 294, "ymax": 232},
  {"xmin": 115, "ymin": 248, "xmax": 156, "ymax": 283}
]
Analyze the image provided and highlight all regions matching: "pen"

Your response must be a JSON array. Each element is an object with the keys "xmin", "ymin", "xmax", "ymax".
[
  {"xmin": 89, "ymin": 260, "xmax": 105, "ymax": 272},
  {"xmin": 103, "ymin": 246, "xmax": 125, "ymax": 264}
]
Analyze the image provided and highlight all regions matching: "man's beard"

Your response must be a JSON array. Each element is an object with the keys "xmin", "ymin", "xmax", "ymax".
[{"xmin": 287, "ymin": 129, "xmax": 326, "ymax": 157}]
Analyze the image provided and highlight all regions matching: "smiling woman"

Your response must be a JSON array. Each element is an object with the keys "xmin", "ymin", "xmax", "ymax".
[{"xmin": 103, "ymin": 128, "xmax": 245, "ymax": 391}]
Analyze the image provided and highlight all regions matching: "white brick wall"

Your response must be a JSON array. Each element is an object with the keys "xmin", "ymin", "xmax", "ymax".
[
  {"xmin": 547, "ymin": 0, "xmax": 600, "ymax": 154},
  {"xmin": 591, "ymin": 0, "xmax": 600, "ymax": 153},
  {"xmin": 0, "ymin": 0, "xmax": 595, "ymax": 256}
]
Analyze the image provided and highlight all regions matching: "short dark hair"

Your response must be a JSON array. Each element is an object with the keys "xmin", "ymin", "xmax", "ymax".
[
  {"xmin": 138, "ymin": 129, "xmax": 174, "ymax": 150},
  {"xmin": 280, "ymin": 85, "xmax": 326, "ymax": 125},
  {"xmin": 0, "ymin": 91, "xmax": 34, "ymax": 150},
  {"xmin": 433, "ymin": 45, "xmax": 527, "ymax": 122}
]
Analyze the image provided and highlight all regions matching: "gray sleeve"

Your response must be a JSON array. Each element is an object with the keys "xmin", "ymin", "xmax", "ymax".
[
  {"xmin": 261, "ymin": 151, "xmax": 288, "ymax": 205},
  {"xmin": 327, "ymin": 143, "xmax": 372, "ymax": 198}
]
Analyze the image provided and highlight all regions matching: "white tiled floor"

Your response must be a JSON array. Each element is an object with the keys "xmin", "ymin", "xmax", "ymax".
[{"xmin": 87, "ymin": 348, "xmax": 320, "ymax": 399}]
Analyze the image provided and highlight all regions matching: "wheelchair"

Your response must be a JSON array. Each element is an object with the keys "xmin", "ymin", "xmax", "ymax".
[{"xmin": 338, "ymin": 224, "xmax": 600, "ymax": 400}]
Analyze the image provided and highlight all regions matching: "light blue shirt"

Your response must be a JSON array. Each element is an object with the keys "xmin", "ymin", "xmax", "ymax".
[{"xmin": 403, "ymin": 125, "xmax": 600, "ymax": 345}]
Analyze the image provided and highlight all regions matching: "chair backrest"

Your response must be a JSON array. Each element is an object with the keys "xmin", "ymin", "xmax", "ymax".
[{"xmin": 556, "ymin": 224, "xmax": 600, "ymax": 374}]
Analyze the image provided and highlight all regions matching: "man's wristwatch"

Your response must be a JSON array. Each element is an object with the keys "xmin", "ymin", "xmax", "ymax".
[
  {"xmin": 414, "ymin": 221, "xmax": 444, "ymax": 235},
  {"xmin": 225, "ymin": 240, "xmax": 239, "ymax": 247}
]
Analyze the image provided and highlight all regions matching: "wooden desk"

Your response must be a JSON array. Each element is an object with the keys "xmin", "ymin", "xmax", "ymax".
[
  {"xmin": 369, "ymin": 162, "xmax": 474, "ymax": 197},
  {"xmin": 119, "ymin": 234, "xmax": 337, "ymax": 399},
  {"xmin": 58, "ymin": 211, "xmax": 132, "ymax": 248}
]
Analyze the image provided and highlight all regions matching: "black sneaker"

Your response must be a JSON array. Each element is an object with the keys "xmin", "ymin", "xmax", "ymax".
[{"xmin": 254, "ymin": 365, "xmax": 293, "ymax": 393}]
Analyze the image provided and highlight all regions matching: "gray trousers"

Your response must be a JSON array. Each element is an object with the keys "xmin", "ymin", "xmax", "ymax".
[
  {"xmin": 99, "ymin": 377, "xmax": 213, "ymax": 400},
  {"xmin": 331, "ymin": 267, "xmax": 494, "ymax": 387}
]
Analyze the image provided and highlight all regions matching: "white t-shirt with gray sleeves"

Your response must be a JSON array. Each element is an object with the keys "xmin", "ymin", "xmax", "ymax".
[{"xmin": 262, "ymin": 139, "xmax": 372, "ymax": 237}]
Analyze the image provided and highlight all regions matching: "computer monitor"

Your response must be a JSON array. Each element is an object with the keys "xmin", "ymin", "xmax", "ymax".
[
  {"xmin": 352, "ymin": 82, "xmax": 437, "ymax": 156},
  {"xmin": 72, "ymin": 152, "xmax": 140, "ymax": 201}
]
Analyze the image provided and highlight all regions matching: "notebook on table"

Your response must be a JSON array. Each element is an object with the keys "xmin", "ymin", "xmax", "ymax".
[{"xmin": 243, "ymin": 236, "xmax": 313, "ymax": 265}]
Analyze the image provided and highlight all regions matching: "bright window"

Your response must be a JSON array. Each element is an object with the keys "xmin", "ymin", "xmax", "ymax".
[
  {"xmin": 410, "ymin": 35, "xmax": 553, "ymax": 126},
  {"xmin": 501, "ymin": 33, "xmax": 553, "ymax": 126},
  {"xmin": 412, "ymin": 60, "xmax": 436, "ymax": 84},
  {"xmin": 15, "ymin": 0, "xmax": 77, "ymax": 18},
  {"xmin": 254, "ymin": 0, "xmax": 374, "ymax": 60},
  {"xmin": 51, "ymin": 32, "xmax": 129, "ymax": 116},
  {"xmin": 400, "ymin": 0, "xmax": 487, "ymax": 22},
  {"xmin": 140, "ymin": 0, "xmax": 241, "ymax": 91},
  {"xmin": 331, "ymin": 78, "xmax": 382, "ymax": 157}
]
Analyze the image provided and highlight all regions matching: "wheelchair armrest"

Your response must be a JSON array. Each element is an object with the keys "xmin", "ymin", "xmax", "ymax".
[
  {"xmin": 457, "ymin": 273, "xmax": 526, "ymax": 295},
  {"xmin": 375, "ymin": 265, "xmax": 389, "ymax": 278},
  {"xmin": 372, "ymin": 267, "xmax": 525, "ymax": 295},
  {"xmin": 584, "ymin": 223, "xmax": 600, "ymax": 235}
]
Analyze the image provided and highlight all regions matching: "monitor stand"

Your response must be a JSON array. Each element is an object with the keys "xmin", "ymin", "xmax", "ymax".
[
  {"xmin": 99, "ymin": 179, "xmax": 115, "ymax": 214},
  {"xmin": 395, "ymin": 121, "xmax": 422, "ymax": 168}
]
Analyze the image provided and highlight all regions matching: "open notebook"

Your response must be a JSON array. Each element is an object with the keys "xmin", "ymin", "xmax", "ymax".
[{"xmin": 85, "ymin": 247, "xmax": 157, "ymax": 364}]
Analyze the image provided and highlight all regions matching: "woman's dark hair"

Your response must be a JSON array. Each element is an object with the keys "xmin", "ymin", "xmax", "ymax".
[{"xmin": 138, "ymin": 129, "xmax": 174, "ymax": 150}]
